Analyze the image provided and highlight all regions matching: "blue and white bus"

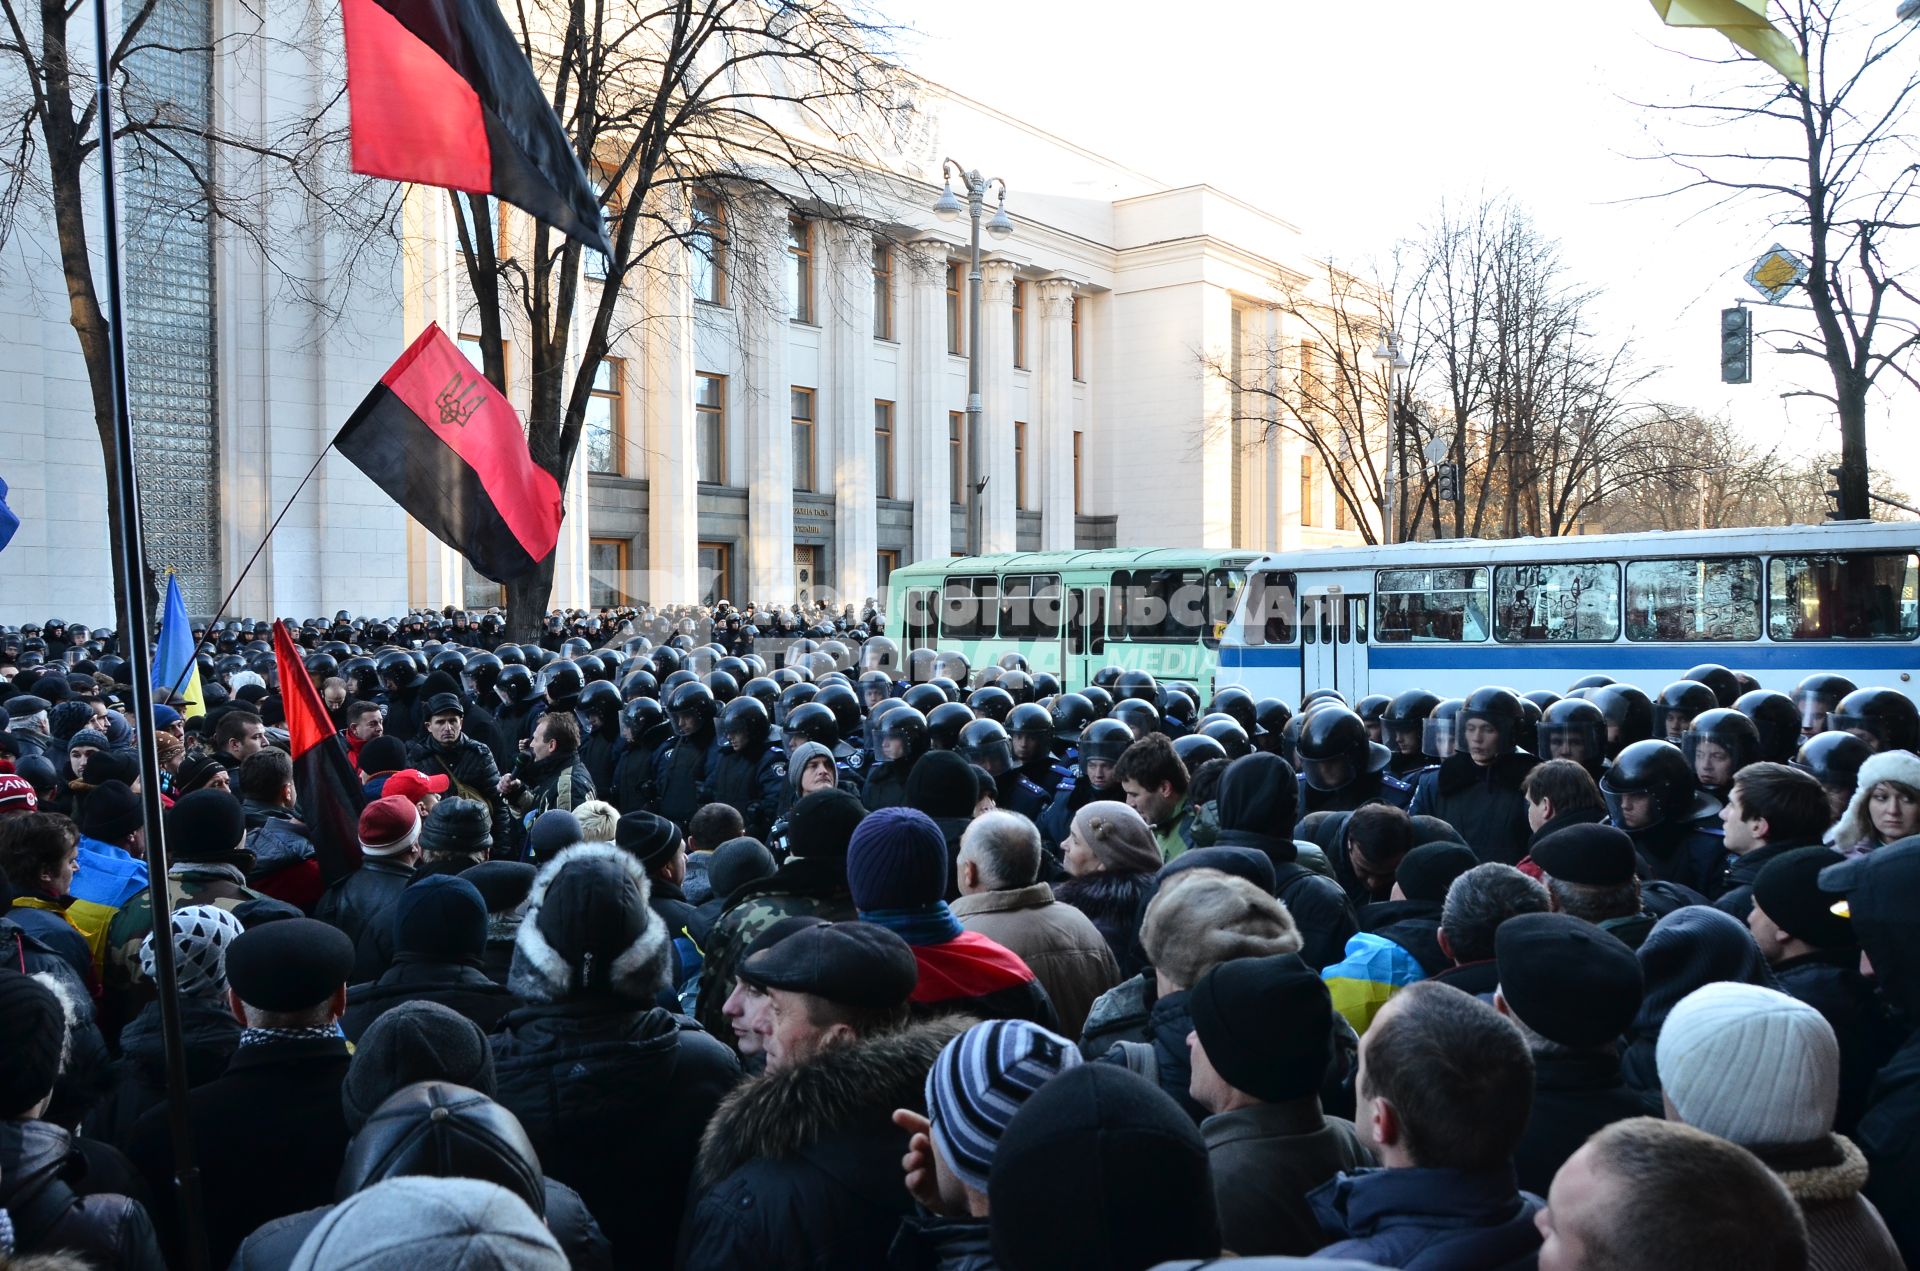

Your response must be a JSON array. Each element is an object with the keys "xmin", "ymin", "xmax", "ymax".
[{"xmin": 1217, "ymin": 522, "xmax": 1920, "ymax": 704}]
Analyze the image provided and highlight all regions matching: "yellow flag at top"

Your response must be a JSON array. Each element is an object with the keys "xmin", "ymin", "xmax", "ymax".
[{"xmin": 1651, "ymin": 0, "xmax": 1810, "ymax": 88}]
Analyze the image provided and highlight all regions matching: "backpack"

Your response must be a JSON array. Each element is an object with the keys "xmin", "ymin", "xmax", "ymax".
[{"xmin": 1110, "ymin": 1039, "xmax": 1159, "ymax": 1085}]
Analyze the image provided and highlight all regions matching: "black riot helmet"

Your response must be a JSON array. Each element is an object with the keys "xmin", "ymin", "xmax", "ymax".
[
  {"xmin": 702, "ymin": 670, "xmax": 740, "ymax": 705},
  {"xmin": 1830, "ymin": 687, "xmax": 1920, "ymax": 754},
  {"xmin": 1091, "ymin": 667, "xmax": 1123, "ymax": 690},
  {"xmin": 1077, "ymin": 718, "xmax": 1133, "ymax": 778},
  {"xmin": 1793, "ymin": 730, "xmax": 1872, "ymax": 798},
  {"xmin": 621, "ymin": 697, "xmax": 666, "ymax": 743},
  {"xmin": 858, "ymin": 671, "xmax": 894, "ymax": 709},
  {"xmin": 932, "ymin": 651, "xmax": 971, "ymax": 687},
  {"xmin": 740, "ymin": 676, "xmax": 782, "ymax": 713},
  {"xmin": 1460, "ymin": 686, "xmax": 1527, "ymax": 755},
  {"xmin": 560, "ymin": 636, "xmax": 591, "ymax": 661},
  {"xmin": 660, "ymin": 669, "xmax": 699, "ymax": 697},
  {"xmin": 720, "ymin": 697, "xmax": 772, "ymax": 753},
  {"xmin": 495, "ymin": 663, "xmax": 536, "ymax": 705},
  {"xmin": 1734, "ymin": 689, "xmax": 1802, "ymax": 764},
  {"xmin": 1589, "ymin": 684, "xmax": 1656, "ymax": 759},
  {"xmin": 1172, "ymin": 734, "xmax": 1229, "ymax": 769},
  {"xmin": 1421, "ymin": 698, "xmax": 1466, "ymax": 762},
  {"xmin": 1600, "ymin": 739, "xmax": 1708, "ymax": 829},
  {"xmin": 1566, "ymin": 674, "xmax": 1616, "ymax": 693},
  {"xmin": 462, "ymin": 652, "xmax": 503, "ymax": 701},
  {"xmin": 1198, "ymin": 716, "xmax": 1252, "ymax": 761},
  {"xmin": 305, "ymin": 652, "xmax": 339, "ymax": 681},
  {"xmin": 1254, "ymin": 699, "xmax": 1294, "ymax": 753},
  {"xmin": 377, "ymin": 650, "xmax": 422, "ymax": 692},
  {"xmin": 783, "ymin": 702, "xmax": 840, "ymax": 750},
  {"xmin": 1355, "ymin": 694, "xmax": 1393, "ymax": 733},
  {"xmin": 1653, "ymin": 680, "xmax": 1719, "ymax": 743},
  {"xmin": 997, "ymin": 670, "xmax": 1036, "ymax": 706},
  {"xmin": 1382, "ymin": 690, "xmax": 1441, "ymax": 754},
  {"xmin": 667, "ymin": 681, "xmax": 718, "ymax": 737},
  {"xmin": 538, "ymin": 660, "xmax": 584, "ymax": 711},
  {"xmin": 875, "ymin": 707, "xmax": 930, "ymax": 764},
  {"xmin": 1031, "ymin": 672, "xmax": 1061, "ymax": 700},
  {"xmin": 1005, "ymin": 702, "xmax": 1053, "ymax": 741},
  {"xmin": 1159, "ymin": 687, "xmax": 1197, "ymax": 729},
  {"xmin": 1538, "ymin": 698, "xmax": 1608, "ymax": 775},
  {"xmin": 906, "ymin": 647, "xmax": 939, "ymax": 687},
  {"xmin": 1048, "ymin": 693, "xmax": 1096, "ymax": 747},
  {"xmin": 1301, "ymin": 688, "xmax": 1347, "ymax": 711},
  {"xmin": 814, "ymin": 683, "xmax": 864, "ymax": 741},
  {"xmin": 621, "ymin": 668, "xmax": 660, "ymax": 702},
  {"xmin": 1110, "ymin": 698, "xmax": 1160, "ymax": 740},
  {"xmin": 1114, "ymin": 670, "xmax": 1159, "ymax": 705},
  {"xmin": 1080, "ymin": 685, "xmax": 1114, "ymax": 719},
  {"xmin": 968, "ymin": 686, "xmax": 1016, "ymax": 724},
  {"xmin": 1521, "ymin": 689, "xmax": 1562, "ymax": 714},
  {"xmin": 926, "ymin": 702, "xmax": 976, "ymax": 751},
  {"xmin": 1297, "ymin": 706, "xmax": 1390, "ymax": 792},
  {"xmin": 958, "ymin": 718, "xmax": 1014, "ymax": 775},
  {"xmin": 929, "ymin": 677, "xmax": 964, "ymax": 704},
  {"xmin": 860, "ymin": 636, "xmax": 901, "ymax": 676},
  {"xmin": 1791, "ymin": 673, "xmax": 1858, "ymax": 738},
  {"xmin": 1682, "ymin": 663, "xmax": 1741, "ymax": 708},
  {"xmin": 715, "ymin": 656, "xmax": 751, "ymax": 684},
  {"xmin": 1207, "ymin": 687, "xmax": 1258, "ymax": 734},
  {"xmin": 1681, "ymin": 707, "xmax": 1762, "ymax": 794},
  {"xmin": 776, "ymin": 682, "xmax": 818, "ymax": 726},
  {"xmin": 902, "ymin": 683, "xmax": 948, "ymax": 717},
  {"xmin": 996, "ymin": 651, "xmax": 1032, "ymax": 673}
]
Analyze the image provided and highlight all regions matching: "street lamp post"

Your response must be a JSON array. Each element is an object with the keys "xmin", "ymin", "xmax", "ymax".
[
  {"xmin": 1371, "ymin": 335, "xmax": 1411, "ymax": 543},
  {"xmin": 934, "ymin": 160, "xmax": 1012, "ymax": 558}
]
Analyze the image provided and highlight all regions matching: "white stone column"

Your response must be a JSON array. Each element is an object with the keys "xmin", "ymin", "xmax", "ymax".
[
  {"xmin": 643, "ymin": 228, "xmax": 698, "ymax": 604},
  {"xmin": 1034, "ymin": 278, "xmax": 1076, "ymax": 551},
  {"xmin": 742, "ymin": 198, "xmax": 795, "ymax": 602},
  {"xmin": 977, "ymin": 258, "xmax": 1017, "ymax": 554},
  {"xmin": 827, "ymin": 222, "xmax": 876, "ymax": 607},
  {"xmin": 904, "ymin": 239, "xmax": 950, "ymax": 564}
]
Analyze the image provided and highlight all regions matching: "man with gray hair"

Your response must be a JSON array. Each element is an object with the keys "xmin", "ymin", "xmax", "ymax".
[
  {"xmin": 5, "ymin": 694, "xmax": 54, "ymax": 762},
  {"xmin": 1433, "ymin": 862, "xmax": 1549, "ymax": 996},
  {"xmin": 951, "ymin": 810, "xmax": 1119, "ymax": 1036}
]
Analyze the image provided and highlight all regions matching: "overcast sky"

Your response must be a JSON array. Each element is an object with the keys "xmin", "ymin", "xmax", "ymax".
[{"xmin": 904, "ymin": 0, "xmax": 1920, "ymax": 489}]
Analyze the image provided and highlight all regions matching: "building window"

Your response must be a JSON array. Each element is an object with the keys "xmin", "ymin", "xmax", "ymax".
[
  {"xmin": 873, "ymin": 400, "xmax": 895, "ymax": 499},
  {"xmin": 949, "ymin": 411, "xmax": 965, "ymax": 505},
  {"xmin": 872, "ymin": 240, "xmax": 894, "ymax": 340},
  {"xmin": 699, "ymin": 542, "xmax": 732, "ymax": 607},
  {"xmin": 1334, "ymin": 484, "xmax": 1351, "ymax": 531},
  {"xmin": 1071, "ymin": 296, "xmax": 1083, "ymax": 381},
  {"xmin": 791, "ymin": 387, "xmax": 816, "ymax": 491},
  {"xmin": 1014, "ymin": 420, "xmax": 1029, "ymax": 509},
  {"xmin": 588, "ymin": 537, "xmax": 630, "ymax": 607},
  {"xmin": 1298, "ymin": 340, "xmax": 1317, "ymax": 412},
  {"xmin": 463, "ymin": 566, "xmax": 505, "ymax": 611},
  {"xmin": 877, "ymin": 549, "xmax": 899, "ymax": 591},
  {"xmin": 1301, "ymin": 451, "xmax": 1317, "ymax": 527},
  {"xmin": 695, "ymin": 372, "xmax": 726, "ymax": 484},
  {"xmin": 947, "ymin": 262, "xmax": 963, "ymax": 355},
  {"xmin": 787, "ymin": 216, "xmax": 813, "ymax": 323},
  {"xmin": 1073, "ymin": 431, "xmax": 1084, "ymax": 515},
  {"xmin": 691, "ymin": 192, "xmax": 726, "ymax": 305},
  {"xmin": 1012, "ymin": 280, "xmax": 1027, "ymax": 368},
  {"xmin": 458, "ymin": 333, "xmax": 509, "ymax": 392},
  {"xmin": 584, "ymin": 357, "xmax": 624, "ymax": 475}
]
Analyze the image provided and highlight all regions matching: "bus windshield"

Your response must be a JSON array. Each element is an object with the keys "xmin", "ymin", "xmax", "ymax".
[{"xmin": 1109, "ymin": 567, "xmax": 1246, "ymax": 647}]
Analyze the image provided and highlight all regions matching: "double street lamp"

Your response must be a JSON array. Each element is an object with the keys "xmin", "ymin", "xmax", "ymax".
[{"xmin": 934, "ymin": 160, "xmax": 1012, "ymax": 558}]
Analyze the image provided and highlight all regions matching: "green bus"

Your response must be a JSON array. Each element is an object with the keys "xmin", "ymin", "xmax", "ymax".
[{"xmin": 884, "ymin": 548, "xmax": 1257, "ymax": 694}]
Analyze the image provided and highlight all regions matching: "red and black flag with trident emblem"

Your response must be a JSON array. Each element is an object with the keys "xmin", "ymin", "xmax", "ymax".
[{"xmin": 334, "ymin": 322, "xmax": 563, "ymax": 582}]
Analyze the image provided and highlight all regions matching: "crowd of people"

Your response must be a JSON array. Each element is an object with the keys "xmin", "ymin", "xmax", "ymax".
[{"xmin": 0, "ymin": 603, "xmax": 1916, "ymax": 1271}]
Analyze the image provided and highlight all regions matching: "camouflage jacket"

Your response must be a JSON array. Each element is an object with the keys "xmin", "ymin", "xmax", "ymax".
[
  {"xmin": 105, "ymin": 861, "xmax": 264, "ymax": 994},
  {"xmin": 691, "ymin": 857, "xmax": 856, "ymax": 1039}
]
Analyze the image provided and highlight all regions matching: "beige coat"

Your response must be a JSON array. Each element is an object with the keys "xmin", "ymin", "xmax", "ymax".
[{"xmin": 951, "ymin": 883, "xmax": 1121, "ymax": 1038}]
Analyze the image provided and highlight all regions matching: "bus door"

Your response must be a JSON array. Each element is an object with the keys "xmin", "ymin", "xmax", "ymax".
[
  {"xmin": 1302, "ymin": 582, "xmax": 1371, "ymax": 698},
  {"xmin": 1065, "ymin": 584, "xmax": 1107, "ymax": 692},
  {"xmin": 905, "ymin": 586, "xmax": 939, "ymax": 654}
]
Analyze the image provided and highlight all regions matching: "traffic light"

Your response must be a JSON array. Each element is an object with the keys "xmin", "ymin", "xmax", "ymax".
[
  {"xmin": 1826, "ymin": 466, "xmax": 1844, "ymax": 521},
  {"xmin": 1721, "ymin": 306, "xmax": 1752, "ymax": 384},
  {"xmin": 1435, "ymin": 462, "xmax": 1461, "ymax": 505}
]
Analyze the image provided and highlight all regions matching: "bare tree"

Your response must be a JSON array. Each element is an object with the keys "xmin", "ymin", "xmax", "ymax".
[
  {"xmin": 449, "ymin": 0, "xmax": 907, "ymax": 639},
  {"xmin": 1638, "ymin": 0, "xmax": 1920, "ymax": 519},
  {"xmin": 0, "ymin": 0, "xmax": 395, "ymax": 618}
]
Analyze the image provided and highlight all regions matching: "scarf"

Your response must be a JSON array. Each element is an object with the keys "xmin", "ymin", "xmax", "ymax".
[
  {"xmin": 239, "ymin": 1021, "xmax": 346, "ymax": 1048},
  {"xmin": 858, "ymin": 902, "xmax": 964, "ymax": 946}
]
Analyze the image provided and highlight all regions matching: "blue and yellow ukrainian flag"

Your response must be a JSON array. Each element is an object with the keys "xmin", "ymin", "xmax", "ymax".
[{"xmin": 152, "ymin": 572, "xmax": 204, "ymax": 720}]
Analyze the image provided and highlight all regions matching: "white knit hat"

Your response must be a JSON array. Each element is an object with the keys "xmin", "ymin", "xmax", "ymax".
[
  {"xmin": 1656, "ymin": 982, "xmax": 1838, "ymax": 1146},
  {"xmin": 1824, "ymin": 747, "xmax": 1920, "ymax": 852}
]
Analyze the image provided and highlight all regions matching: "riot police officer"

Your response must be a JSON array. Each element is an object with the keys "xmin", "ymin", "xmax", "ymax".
[
  {"xmin": 961, "ymin": 718, "xmax": 1049, "ymax": 819},
  {"xmin": 861, "ymin": 706, "xmax": 929, "ymax": 810},
  {"xmin": 1408, "ymin": 687, "xmax": 1539, "ymax": 865},
  {"xmin": 575, "ymin": 680, "xmax": 625, "ymax": 794},
  {"xmin": 1005, "ymin": 703, "xmax": 1064, "ymax": 802},
  {"xmin": 1538, "ymin": 697, "xmax": 1609, "ymax": 781},
  {"xmin": 1038, "ymin": 717, "xmax": 1130, "ymax": 849},
  {"xmin": 1296, "ymin": 706, "xmax": 1399, "ymax": 818},
  {"xmin": 706, "ymin": 697, "xmax": 786, "ymax": 840},
  {"xmin": 1600, "ymin": 738, "xmax": 1726, "ymax": 896},
  {"xmin": 613, "ymin": 697, "xmax": 671, "ymax": 814},
  {"xmin": 651, "ymin": 682, "xmax": 723, "ymax": 827}
]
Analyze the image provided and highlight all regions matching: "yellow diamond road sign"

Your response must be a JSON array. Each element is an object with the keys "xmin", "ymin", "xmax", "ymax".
[{"xmin": 1746, "ymin": 244, "xmax": 1808, "ymax": 303}]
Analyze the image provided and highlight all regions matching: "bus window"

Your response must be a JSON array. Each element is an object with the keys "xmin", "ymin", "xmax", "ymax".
[
  {"xmin": 1237, "ymin": 571, "xmax": 1298, "ymax": 645},
  {"xmin": 1110, "ymin": 568, "xmax": 1206, "ymax": 642},
  {"xmin": 1319, "ymin": 597, "xmax": 1335, "ymax": 646},
  {"xmin": 906, "ymin": 588, "xmax": 937, "ymax": 647},
  {"xmin": 1302, "ymin": 595, "xmax": 1319, "ymax": 645},
  {"xmin": 1088, "ymin": 587, "xmax": 1107, "ymax": 656},
  {"xmin": 1374, "ymin": 568, "xmax": 1489, "ymax": 643},
  {"xmin": 1623, "ymin": 557, "xmax": 1760, "ymax": 641},
  {"xmin": 942, "ymin": 575, "xmax": 998, "ymax": 640},
  {"xmin": 1768, "ymin": 552, "xmax": 1919, "ymax": 641},
  {"xmin": 1204, "ymin": 569, "xmax": 1246, "ymax": 649},
  {"xmin": 1350, "ymin": 596, "xmax": 1368, "ymax": 644},
  {"xmin": 1001, "ymin": 574, "xmax": 1063, "ymax": 640},
  {"xmin": 1494, "ymin": 563, "xmax": 1620, "ymax": 642}
]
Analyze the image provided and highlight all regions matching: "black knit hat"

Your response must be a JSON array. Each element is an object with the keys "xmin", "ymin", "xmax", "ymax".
[
  {"xmin": 989, "ymin": 1064, "xmax": 1219, "ymax": 1270},
  {"xmin": 1395, "ymin": 841, "xmax": 1479, "ymax": 903},
  {"xmin": 0, "ymin": 971, "xmax": 66, "ymax": 1118},
  {"xmin": 905, "ymin": 750, "xmax": 977, "ymax": 820},
  {"xmin": 616, "ymin": 810, "xmax": 684, "ymax": 870},
  {"xmin": 359, "ymin": 735, "xmax": 409, "ymax": 775},
  {"xmin": 420, "ymin": 797, "xmax": 493, "ymax": 857},
  {"xmin": 1157, "ymin": 846, "xmax": 1277, "ymax": 896},
  {"xmin": 784, "ymin": 788, "xmax": 867, "ymax": 860},
  {"xmin": 173, "ymin": 753, "xmax": 226, "ymax": 796},
  {"xmin": 342, "ymin": 1000, "xmax": 495, "ymax": 1133},
  {"xmin": 1753, "ymin": 847, "xmax": 1854, "ymax": 950},
  {"xmin": 1495, "ymin": 911, "xmax": 1643, "ymax": 1047},
  {"xmin": 708, "ymin": 836, "xmax": 777, "ymax": 901},
  {"xmin": 392, "ymin": 874, "xmax": 489, "ymax": 963},
  {"xmin": 165, "ymin": 789, "xmax": 249, "ymax": 862},
  {"xmin": 463, "ymin": 861, "xmax": 537, "ymax": 915},
  {"xmin": 76, "ymin": 779, "xmax": 143, "ymax": 842},
  {"xmin": 1187, "ymin": 953, "xmax": 1332, "ymax": 1103},
  {"xmin": 1531, "ymin": 822, "xmax": 1638, "ymax": 887},
  {"xmin": 224, "ymin": 917, "xmax": 355, "ymax": 1012}
]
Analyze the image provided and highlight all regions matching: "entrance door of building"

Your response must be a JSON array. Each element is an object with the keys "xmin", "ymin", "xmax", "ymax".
[{"xmin": 794, "ymin": 546, "xmax": 821, "ymax": 605}]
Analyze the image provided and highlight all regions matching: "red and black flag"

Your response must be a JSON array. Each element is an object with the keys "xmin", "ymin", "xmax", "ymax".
[
  {"xmin": 273, "ymin": 620, "xmax": 366, "ymax": 885},
  {"xmin": 341, "ymin": 0, "xmax": 611, "ymax": 254},
  {"xmin": 334, "ymin": 323, "xmax": 563, "ymax": 583}
]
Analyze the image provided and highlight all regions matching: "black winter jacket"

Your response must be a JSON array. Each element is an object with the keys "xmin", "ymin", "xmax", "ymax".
[
  {"xmin": 85, "ymin": 994, "xmax": 239, "ymax": 1149},
  {"xmin": 1213, "ymin": 754, "xmax": 1358, "ymax": 972},
  {"xmin": 1408, "ymin": 752, "xmax": 1540, "ymax": 865},
  {"xmin": 1512, "ymin": 1049, "xmax": 1660, "ymax": 1198},
  {"xmin": 340, "ymin": 958, "xmax": 522, "ymax": 1042},
  {"xmin": 313, "ymin": 857, "xmax": 416, "ymax": 983},
  {"xmin": 0, "ymin": 1119, "xmax": 164, "ymax": 1271},
  {"xmin": 490, "ymin": 999, "xmax": 739, "ymax": 1263},
  {"xmin": 678, "ymin": 1017, "xmax": 967, "ymax": 1271},
  {"xmin": 407, "ymin": 733, "xmax": 510, "ymax": 845}
]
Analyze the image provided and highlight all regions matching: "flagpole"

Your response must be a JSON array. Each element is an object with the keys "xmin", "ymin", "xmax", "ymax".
[{"xmin": 90, "ymin": 0, "xmax": 207, "ymax": 1265}]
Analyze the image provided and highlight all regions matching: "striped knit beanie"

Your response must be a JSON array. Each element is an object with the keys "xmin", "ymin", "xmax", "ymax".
[{"xmin": 925, "ymin": 1019, "xmax": 1081, "ymax": 1194}]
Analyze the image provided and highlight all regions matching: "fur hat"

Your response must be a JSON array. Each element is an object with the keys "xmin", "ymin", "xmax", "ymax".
[
  {"xmin": 507, "ymin": 843, "xmax": 672, "ymax": 1004},
  {"xmin": 1824, "ymin": 748, "xmax": 1920, "ymax": 851},
  {"xmin": 1139, "ymin": 868, "xmax": 1301, "ymax": 990}
]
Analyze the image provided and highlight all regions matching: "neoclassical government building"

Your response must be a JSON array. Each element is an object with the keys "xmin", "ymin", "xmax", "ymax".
[{"xmin": 0, "ymin": 59, "xmax": 1363, "ymax": 622}]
